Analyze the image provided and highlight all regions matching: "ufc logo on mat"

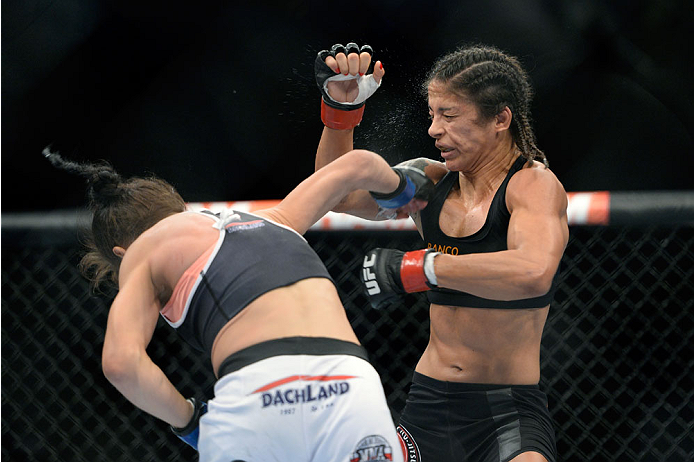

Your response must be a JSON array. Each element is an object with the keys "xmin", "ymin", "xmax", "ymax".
[{"xmin": 362, "ymin": 254, "xmax": 380, "ymax": 295}]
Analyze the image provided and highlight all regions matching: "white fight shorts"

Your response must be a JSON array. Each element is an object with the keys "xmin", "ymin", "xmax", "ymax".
[{"xmin": 198, "ymin": 337, "xmax": 403, "ymax": 462}]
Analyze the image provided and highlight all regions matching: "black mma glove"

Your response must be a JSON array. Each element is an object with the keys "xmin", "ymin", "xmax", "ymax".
[
  {"xmin": 369, "ymin": 166, "xmax": 435, "ymax": 209},
  {"xmin": 361, "ymin": 248, "xmax": 440, "ymax": 310},
  {"xmin": 171, "ymin": 397, "xmax": 207, "ymax": 451},
  {"xmin": 315, "ymin": 42, "xmax": 381, "ymax": 129}
]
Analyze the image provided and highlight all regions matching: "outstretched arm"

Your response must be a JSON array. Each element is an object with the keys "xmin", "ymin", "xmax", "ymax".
[{"xmin": 256, "ymin": 149, "xmax": 431, "ymax": 234}]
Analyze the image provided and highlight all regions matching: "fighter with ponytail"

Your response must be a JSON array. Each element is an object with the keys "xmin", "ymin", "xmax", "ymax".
[{"xmin": 44, "ymin": 144, "xmax": 431, "ymax": 461}]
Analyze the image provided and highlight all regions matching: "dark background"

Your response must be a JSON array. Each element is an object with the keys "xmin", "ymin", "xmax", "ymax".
[{"xmin": 3, "ymin": 1, "xmax": 693, "ymax": 213}]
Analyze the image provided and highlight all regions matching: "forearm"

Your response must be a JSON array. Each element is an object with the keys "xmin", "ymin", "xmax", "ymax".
[
  {"xmin": 316, "ymin": 126, "xmax": 354, "ymax": 171},
  {"xmin": 434, "ymin": 250, "xmax": 556, "ymax": 301},
  {"xmin": 264, "ymin": 150, "xmax": 399, "ymax": 232},
  {"xmin": 105, "ymin": 352, "xmax": 192, "ymax": 428},
  {"xmin": 315, "ymin": 127, "xmax": 382, "ymax": 217},
  {"xmin": 305, "ymin": 150, "xmax": 400, "ymax": 214}
]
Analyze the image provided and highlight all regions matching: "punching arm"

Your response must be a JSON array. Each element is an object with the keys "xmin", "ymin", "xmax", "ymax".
[{"xmin": 256, "ymin": 150, "xmax": 433, "ymax": 234}]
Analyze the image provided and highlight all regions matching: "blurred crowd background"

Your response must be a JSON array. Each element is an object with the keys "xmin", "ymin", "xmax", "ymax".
[{"xmin": 3, "ymin": 1, "xmax": 693, "ymax": 213}]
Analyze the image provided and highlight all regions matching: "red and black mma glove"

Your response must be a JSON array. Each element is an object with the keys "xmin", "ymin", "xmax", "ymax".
[
  {"xmin": 369, "ymin": 166, "xmax": 434, "ymax": 210},
  {"xmin": 171, "ymin": 397, "xmax": 207, "ymax": 451},
  {"xmin": 315, "ymin": 42, "xmax": 381, "ymax": 129},
  {"xmin": 360, "ymin": 248, "xmax": 440, "ymax": 310}
]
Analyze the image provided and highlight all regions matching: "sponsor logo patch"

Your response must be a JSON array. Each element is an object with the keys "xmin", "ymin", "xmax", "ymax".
[
  {"xmin": 252, "ymin": 375, "xmax": 356, "ymax": 408},
  {"xmin": 350, "ymin": 435, "xmax": 393, "ymax": 461},
  {"xmin": 427, "ymin": 242, "xmax": 459, "ymax": 255},
  {"xmin": 362, "ymin": 254, "xmax": 381, "ymax": 295},
  {"xmin": 397, "ymin": 425, "xmax": 421, "ymax": 462}
]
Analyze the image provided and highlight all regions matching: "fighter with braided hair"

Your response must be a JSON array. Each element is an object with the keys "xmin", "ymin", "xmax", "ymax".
[
  {"xmin": 45, "ymin": 145, "xmax": 434, "ymax": 462},
  {"xmin": 314, "ymin": 43, "xmax": 568, "ymax": 462}
]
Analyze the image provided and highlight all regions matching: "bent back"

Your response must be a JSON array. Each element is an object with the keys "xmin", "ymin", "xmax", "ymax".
[{"xmin": 211, "ymin": 278, "xmax": 360, "ymax": 375}]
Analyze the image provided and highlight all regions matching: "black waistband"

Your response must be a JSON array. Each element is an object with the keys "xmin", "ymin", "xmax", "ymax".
[
  {"xmin": 412, "ymin": 371, "xmax": 540, "ymax": 392},
  {"xmin": 217, "ymin": 336, "xmax": 369, "ymax": 378}
]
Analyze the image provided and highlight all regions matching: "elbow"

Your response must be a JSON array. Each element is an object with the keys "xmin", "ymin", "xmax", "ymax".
[
  {"xmin": 329, "ymin": 150, "xmax": 380, "ymax": 213},
  {"xmin": 102, "ymin": 345, "xmax": 140, "ymax": 387},
  {"xmin": 519, "ymin": 265, "xmax": 555, "ymax": 298},
  {"xmin": 340, "ymin": 150, "xmax": 377, "ymax": 179}
]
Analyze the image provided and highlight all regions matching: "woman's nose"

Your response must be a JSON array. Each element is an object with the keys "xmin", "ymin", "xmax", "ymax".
[{"xmin": 428, "ymin": 118, "xmax": 443, "ymax": 139}]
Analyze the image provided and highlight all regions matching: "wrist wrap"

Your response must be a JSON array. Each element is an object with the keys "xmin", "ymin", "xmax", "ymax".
[
  {"xmin": 321, "ymin": 99, "xmax": 365, "ymax": 130},
  {"xmin": 400, "ymin": 250, "xmax": 432, "ymax": 292},
  {"xmin": 370, "ymin": 169, "xmax": 416, "ymax": 208},
  {"xmin": 171, "ymin": 397, "xmax": 206, "ymax": 450}
]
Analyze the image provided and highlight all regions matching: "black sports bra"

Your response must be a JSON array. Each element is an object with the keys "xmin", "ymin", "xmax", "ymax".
[{"xmin": 419, "ymin": 156, "xmax": 558, "ymax": 308}]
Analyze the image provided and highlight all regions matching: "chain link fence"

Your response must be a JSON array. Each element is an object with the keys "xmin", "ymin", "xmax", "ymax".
[{"xmin": 2, "ymin": 218, "xmax": 693, "ymax": 461}]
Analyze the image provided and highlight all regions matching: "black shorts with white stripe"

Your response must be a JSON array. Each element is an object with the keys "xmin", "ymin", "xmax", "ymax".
[{"xmin": 397, "ymin": 372, "xmax": 557, "ymax": 462}]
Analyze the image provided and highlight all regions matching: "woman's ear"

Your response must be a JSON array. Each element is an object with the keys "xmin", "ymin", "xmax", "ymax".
[
  {"xmin": 495, "ymin": 106, "xmax": 513, "ymax": 131},
  {"xmin": 112, "ymin": 246, "xmax": 126, "ymax": 258}
]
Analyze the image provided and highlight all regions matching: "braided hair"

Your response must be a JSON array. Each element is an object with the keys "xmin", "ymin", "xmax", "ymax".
[
  {"xmin": 44, "ymin": 147, "xmax": 186, "ymax": 289},
  {"xmin": 422, "ymin": 44, "xmax": 547, "ymax": 167}
]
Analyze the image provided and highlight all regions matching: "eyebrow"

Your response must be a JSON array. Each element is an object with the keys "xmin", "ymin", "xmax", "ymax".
[{"xmin": 428, "ymin": 105, "xmax": 456, "ymax": 113}]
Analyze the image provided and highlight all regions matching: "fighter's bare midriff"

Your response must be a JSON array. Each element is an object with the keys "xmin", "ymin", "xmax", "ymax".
[
  {"xmin": 416, "ymin": 302, "xmax": 549, "ymax": 385},
  {"xmin": 210, "ymin": 278, "xmax": 360, "ymax": 377}
]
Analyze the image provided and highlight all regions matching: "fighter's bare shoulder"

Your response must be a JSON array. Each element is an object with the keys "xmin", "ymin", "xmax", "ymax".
[
  {"xmin": 507, "ymin": 161, "xmax": 567, "ymax": 213},
  {"xmin": 121, "ymin": 212, "xmax": 217, "ymax": 286},
  {"xmin": 396, "ymin": 157, "xmax": 448, "ymax": 185}
]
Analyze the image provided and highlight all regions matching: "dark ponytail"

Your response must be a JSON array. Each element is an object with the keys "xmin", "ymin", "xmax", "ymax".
[
  {"xmin": 44, "ymin": 147, "xmax": 187, "ymax": 290},
  {"xmin": 44, "ymin": 147, "xmax": 124, "ymax": 208}
]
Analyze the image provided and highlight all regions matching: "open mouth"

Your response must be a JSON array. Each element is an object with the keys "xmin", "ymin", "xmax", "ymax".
[{"xmin": 437, "ymin": 146, "xmax": 455, "ymax": 158}]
